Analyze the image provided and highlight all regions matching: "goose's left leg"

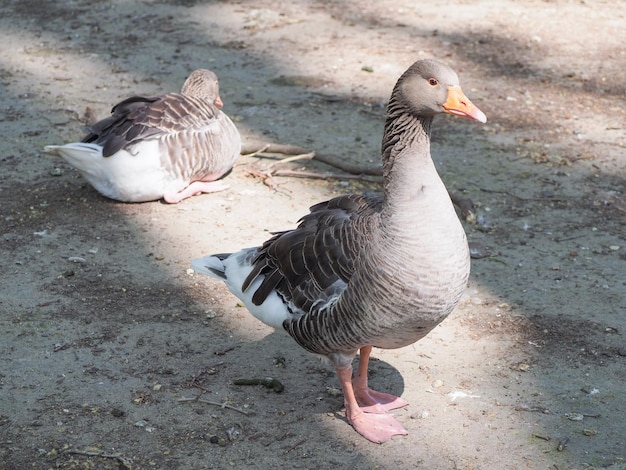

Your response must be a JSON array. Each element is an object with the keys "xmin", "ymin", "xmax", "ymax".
[{"xmin": 353, "ymin": 345, "xmax": 408, "ymax": 413}]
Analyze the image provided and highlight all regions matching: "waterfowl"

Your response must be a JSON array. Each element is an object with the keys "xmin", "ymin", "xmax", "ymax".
[
  {"xmin": 192, "ymin": 59, "xmax": 486, "ymax": 443},
  {"xmin": 44, "ymin": 69, "xmax": 241, "ymax": 203}
]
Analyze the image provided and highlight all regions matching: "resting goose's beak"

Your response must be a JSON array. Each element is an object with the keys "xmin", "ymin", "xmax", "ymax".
[
  {"xmin": 213, "ymin": 95, "xmax": 224, "ymax": 108},
  {"xmin": 443, "ymin": 86, "xmax": 487, "ymax": 123}
]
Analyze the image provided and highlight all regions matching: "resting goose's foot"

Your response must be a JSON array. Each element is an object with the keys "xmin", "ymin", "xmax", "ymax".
[
  {"xmin": 337, "ymin": 366, "xmax": 408, "ymax": 443},
  {"xmin": 163, "ymin": 180, "xmax": 230, "ymax": 203},
  {"xmin": 353, "ymin": 346, "xmax": 408, "ymax": 413}
]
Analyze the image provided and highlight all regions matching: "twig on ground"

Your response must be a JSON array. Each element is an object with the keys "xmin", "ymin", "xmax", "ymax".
[
  {"xmin": 245, "ymin": 168, "xmax": 282, "ymax": 191},
  {"xmin": 514, "ymin": 405, "xmax": 551, "ymax": 414},
  {"xmin": 284, "ymin": 439, "xmax": 306, "ymax": 453},
  {"xmin": 557, "ymin": 436, "xmax": 570, "ymax": 452},
  {"xmin": 185, "ymin": 362, "xmax": 225, "ymax": 392},
  {"xmin": 241, "ymin": 140, "xmax": 382, "ymax": 176},
  {"xmin": 66, "ymin": 449, "xmax": 131, "ymax": 467},
  {"xmin": 267, "ymin": 152, "xmax": 316, "ymax": 167},
  {"xmin": 241, "ymin": 143, "xmax": 271, "ymax": 158},
  {"xmin": 177, "ymin": 396, "xmax": 251, "ymax": 415},
  {"xmin": 272, "ymin": 169, "xmax": 382, "ymax": 183}
]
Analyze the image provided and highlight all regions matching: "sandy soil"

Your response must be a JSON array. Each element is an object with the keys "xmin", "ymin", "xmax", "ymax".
[{"xmin": 1, "ymin": 0, "xmax": 625, "ymax": 469}]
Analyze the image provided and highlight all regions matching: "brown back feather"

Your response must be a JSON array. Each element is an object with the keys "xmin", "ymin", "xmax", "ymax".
[{"xmin": 82, "ymin": 93, "xmax": 220, "ymax": 158}]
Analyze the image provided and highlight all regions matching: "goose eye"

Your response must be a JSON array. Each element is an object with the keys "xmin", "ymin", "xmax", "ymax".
[{"xmin": 428, "ymin": 78, "xmax": 439, "ymax": 86}]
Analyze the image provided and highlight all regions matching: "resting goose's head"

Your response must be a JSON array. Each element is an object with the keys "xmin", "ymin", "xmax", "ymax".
[{"xmin": 182, "ymin": 68, "xmax": 224, "ymax": 108}]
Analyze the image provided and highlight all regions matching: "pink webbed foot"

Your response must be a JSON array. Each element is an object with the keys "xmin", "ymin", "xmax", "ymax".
[
  {"xmin": 348, "ymin": 409, "xmax": 408, "ymax": 444},
  {"xmin": 336, "ymin": 363, "xmax": 408, "ymax": 443},
  {"xmin": 163, "ymin": 180, "xmax": 230, "ymax": 204},
  {"xmin": 355, "ymin": 388, "xmax": 409, "ymax": 414},
  {"xmin": 353, "ymin": 345, "xmax": 408, "ymax": 413}
]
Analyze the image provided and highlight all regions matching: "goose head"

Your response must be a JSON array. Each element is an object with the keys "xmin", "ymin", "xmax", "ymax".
[
  {"xmin": 398, "ymin": 59, "xmax": 486, "ymax": 123},
  {"xmin": 181, "ymin": 68, "xmax": 224, "ymax": 108}
]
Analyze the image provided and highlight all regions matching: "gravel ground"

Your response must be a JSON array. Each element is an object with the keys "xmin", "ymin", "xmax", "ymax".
[{"xmin": 1, "ymin": 1, "xmax": 625, "ymax": 468}]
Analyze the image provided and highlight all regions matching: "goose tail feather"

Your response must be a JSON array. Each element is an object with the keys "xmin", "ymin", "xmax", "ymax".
[
  {"xmin": 43, "ymin": 143, "xmax": 103, "ymax": 159},
  {"xmin": 191, "ymin": 254, "xmax": 230, "ymax": 280}
]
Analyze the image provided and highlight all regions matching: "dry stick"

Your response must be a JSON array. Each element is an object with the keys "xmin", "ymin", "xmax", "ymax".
[
  {"xmin": 267, "ymin": 152, "xmax": 316, "ymax": 167},
  {"xmin": 243, "ymin": 142, "xmax": 382, "ymax": 183},
  {"xmin": 178, "ymin": 396, "xmax": 251, "ymax": 415},
  {"xmin": 241, "ymin": 140, "xmax": 383, "ymax": 176},
  {"xmin": 66, "ymin": 449, "xmax": 131, "ymax": 466},
  {"xmin": 272, "ymin": 169, "xmax": 381, "ymax": 183},
  {"xmin": 241, "ymin": 143, "xmax": 271, "ymax": 158},
  {"xmin": 284, "ymin": 439, "xmax": 306, "ymax": 454}
]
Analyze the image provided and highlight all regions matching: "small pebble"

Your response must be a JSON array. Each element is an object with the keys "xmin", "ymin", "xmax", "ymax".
[
  {"xmin": 410, "ymin": 410, "xmax": 429, "ymax": 420},
  {"xmin": 110, "ymin": 408, "xmax": 125, "ymax": 418},
  {"xmin": 565, "ymin": 413, "xmax": 584, "ymax": 421}
]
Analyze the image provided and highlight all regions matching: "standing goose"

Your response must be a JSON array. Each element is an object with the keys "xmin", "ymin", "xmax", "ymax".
[
  {"xmin": 192, "ymin": 59, "xmax": 486, "ymax": 443},
  {"xmin": 44, "ymin": 69, "xmax": 241, "ymax": 203}
]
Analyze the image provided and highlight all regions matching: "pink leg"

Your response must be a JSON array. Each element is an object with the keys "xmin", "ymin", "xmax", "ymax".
[
  {"xmin": 336, "ymin": 364, "xmax": 408, "ymax": 444},
  {"xmin": 353, "ymin": 345, "xmax": 408, "ymax": 413},
  {"xmin": 163, "ymin": 180, "xmax": 230, "ymax": 204}
]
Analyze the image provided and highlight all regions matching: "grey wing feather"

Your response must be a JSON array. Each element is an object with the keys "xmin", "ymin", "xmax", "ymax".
[
  {"xmin": 82, "ymin": 93, "xmax": 221, "ymax": 158},
  {"xmin": 244, "ymin": 194, "xmax": 383, "ymax": 314}
]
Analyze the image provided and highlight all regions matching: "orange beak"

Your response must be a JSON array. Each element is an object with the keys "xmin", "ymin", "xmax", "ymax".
[
  {"xmin": 443, "ymin": 86, "xmax": 487, "ymax": 123},
  {"xmin": 213, "ymin": 95, "xmax": 224, "ymax": 109}
]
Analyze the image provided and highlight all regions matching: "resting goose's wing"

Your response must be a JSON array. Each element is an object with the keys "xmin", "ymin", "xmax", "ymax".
[{"xmin": 82, "ymin": 93, "xmax": 221, "ymax": 158}]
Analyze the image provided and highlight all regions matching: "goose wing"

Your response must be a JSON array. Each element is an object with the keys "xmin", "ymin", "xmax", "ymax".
[
  {"xmin": 244, "ymin": 193, "xmax": 383, "ymax": 315},
  {"xmin": 82, "ymin": 93, "xmax": 221, "ymax": 158}
]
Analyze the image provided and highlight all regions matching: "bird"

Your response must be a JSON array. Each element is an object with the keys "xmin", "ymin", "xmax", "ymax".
[
  {"xmin": 192, "ymin": 59, "xmax": 486, "ymax": 443},
  {"xmin": 44, "ymin": 69, "xmax": 241, "ymax": 203}
]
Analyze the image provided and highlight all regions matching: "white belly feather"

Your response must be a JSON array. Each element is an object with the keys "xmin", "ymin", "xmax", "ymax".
[{"xmin": 45, "ymin": 141, "xmax": 185, "ymax": 202}]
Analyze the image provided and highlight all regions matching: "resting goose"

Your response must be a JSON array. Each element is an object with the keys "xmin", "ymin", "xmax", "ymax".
[
  {"xmin": 44, "ymin": 69, "xmax": 241, "ymax": 203},
  {"xmin": 192, "ymin": 59, "xmax": 486, "ymax": 443}
]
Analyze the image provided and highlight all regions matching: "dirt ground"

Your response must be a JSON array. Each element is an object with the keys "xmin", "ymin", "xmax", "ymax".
[{"xmin": 1, "ymin": 0, "xmax": 625, "ymax": 469}]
